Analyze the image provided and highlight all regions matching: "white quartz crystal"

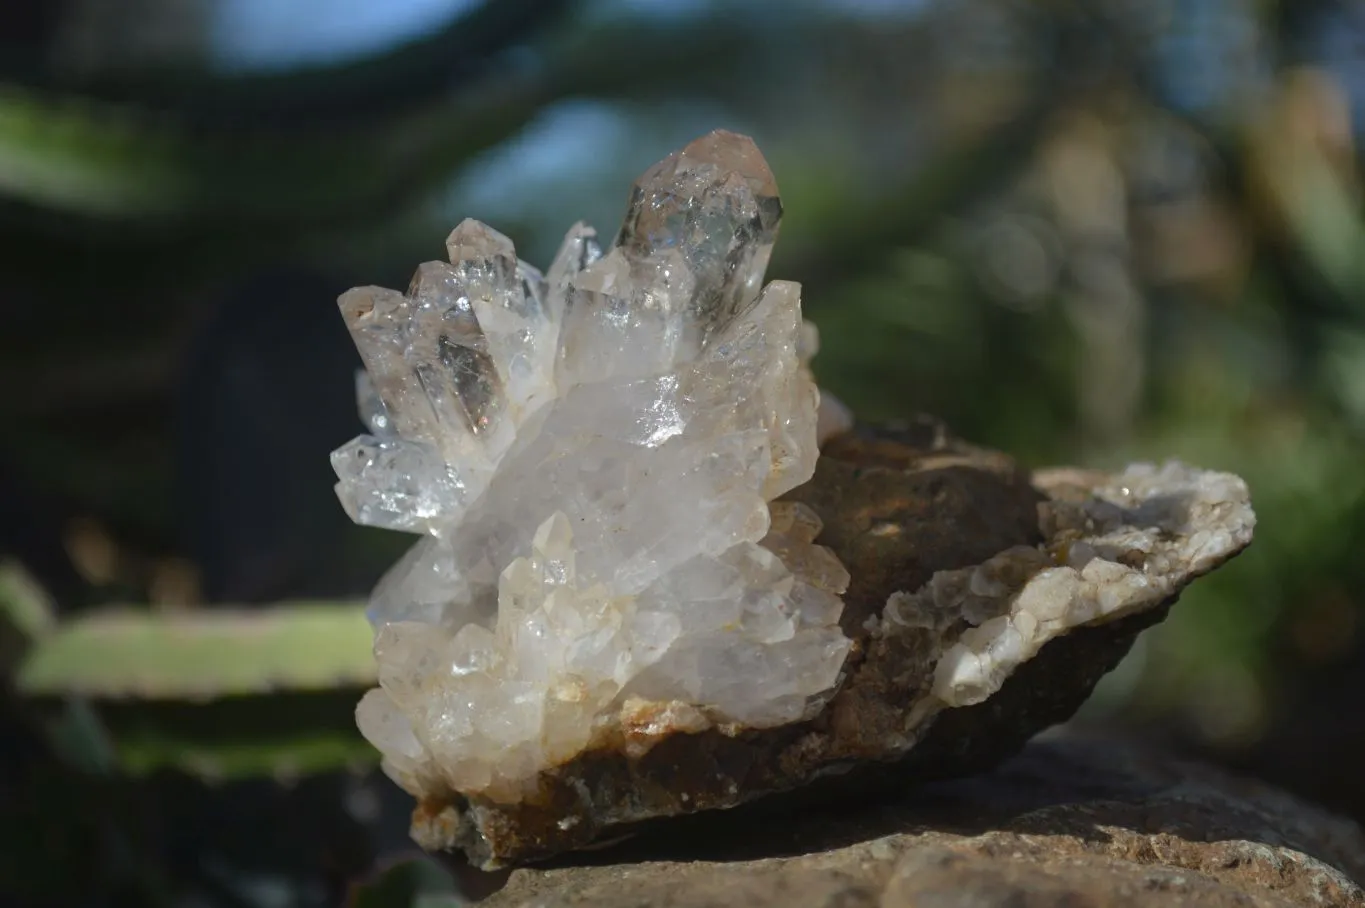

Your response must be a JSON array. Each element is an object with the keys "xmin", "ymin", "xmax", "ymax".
[
  {"xmin": 881, "ymin": 461, "xmax": 1256, "ymax": 710},
  {"xmin": 334, "ymin": 131, "xmax": 852, "ymax": 801}
]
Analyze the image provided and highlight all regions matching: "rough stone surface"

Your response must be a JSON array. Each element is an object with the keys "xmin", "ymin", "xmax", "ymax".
[
  {"xmin": 476, "ymin": 733, "xmax": 1365, "ymax": 908},
  {"xmin": 408, "ymin": 419, "xmax": 1253, "ymax": 869}
]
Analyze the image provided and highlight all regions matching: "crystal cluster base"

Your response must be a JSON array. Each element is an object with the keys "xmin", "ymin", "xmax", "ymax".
[{"xmin": 403, "ymin": 426, "xmax": 1257, "ymax": 869}]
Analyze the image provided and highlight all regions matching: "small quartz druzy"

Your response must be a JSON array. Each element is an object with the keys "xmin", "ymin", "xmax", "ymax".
[{"xmin": 334, "ymin": 131, "xmax": 852, "ymax": 801}]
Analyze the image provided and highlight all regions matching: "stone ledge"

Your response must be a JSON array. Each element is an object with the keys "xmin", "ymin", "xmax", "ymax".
[{"xmin": 475, "ymin": 732, "xmax": 1365, "ymax": 908}]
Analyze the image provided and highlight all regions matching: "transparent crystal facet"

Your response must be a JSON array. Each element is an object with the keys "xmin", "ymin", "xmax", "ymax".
[{"xmin": 333, "ymin": 131, "xmax": 848, "ymax": 799}]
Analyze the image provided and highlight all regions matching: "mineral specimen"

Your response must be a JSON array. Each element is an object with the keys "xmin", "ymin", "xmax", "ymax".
[
  {"xmin": 333, "ymin": 132, "xmax": 1255, "ymax": 870},
  {"xmin": 334, "ymin": 130, "xmax": 851, "ymax": 802}
]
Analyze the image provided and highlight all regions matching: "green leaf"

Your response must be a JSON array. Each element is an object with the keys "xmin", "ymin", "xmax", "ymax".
[
  {"xmin": 16, "ymin": 601, "xmax": 374, "ymax": 700},
  {"xmin": 0, "ymin": 560, "xmax": 57, "ymax": 676},
  {"xmin": 99, "ymin": 690, "xmax": 378, "ymax": 781},
  {"xmin": 45, "ymin": 698, "xmax": 119, "ymax": 776},
  {"xmin": 0, "ymin": 559, "xmax": 57, "ymax": 641}
]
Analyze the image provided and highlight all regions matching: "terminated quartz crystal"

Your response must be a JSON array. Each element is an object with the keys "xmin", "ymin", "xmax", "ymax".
[{"xmin": 333, "ymin": 131, "xmax": 851, "ymax": 801}]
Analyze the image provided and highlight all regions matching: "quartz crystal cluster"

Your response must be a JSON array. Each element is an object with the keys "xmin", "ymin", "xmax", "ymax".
[{"xmin": 333, "ymin": 131, "xmax": 852, "ymax": 800}]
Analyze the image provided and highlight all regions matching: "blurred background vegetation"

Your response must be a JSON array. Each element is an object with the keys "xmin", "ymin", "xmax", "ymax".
[{"xmin": 3, "ymin": 0, "xmax": 1365, "ymax": 905}]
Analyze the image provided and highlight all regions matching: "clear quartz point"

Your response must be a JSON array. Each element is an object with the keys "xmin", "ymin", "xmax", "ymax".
[
  {"xmin": 332, "ymin": 131, "xmax": 849, "ymax": 800},
  {"xmin": 404, "ymin": 261, "xmax": 505, "ymax": 447},
  {"xmin": 615, "ymin": 129, "xmax": 782, "ymax": 346}
]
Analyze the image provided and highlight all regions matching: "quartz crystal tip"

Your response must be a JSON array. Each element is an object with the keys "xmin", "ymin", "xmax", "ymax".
[
  {"xmin": 618, "ymin": 128, "xmax": 782, "ymax": 251},
  {"xmin": 680, "ymin": 129, "xmax": 781, "ymax": 219},
  {"xmin": 612, "ymin": 129, "xmax": 784, "ymax": 349},
  {"xmin": 445, "ymin": 217, "xmax": 517, "ymax": 267}
]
